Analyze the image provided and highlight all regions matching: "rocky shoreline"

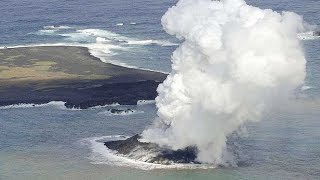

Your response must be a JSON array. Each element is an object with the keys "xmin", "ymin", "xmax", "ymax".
[{"xmin": 0, "ymin": 79, "xmax": 162, "ymax": 109}]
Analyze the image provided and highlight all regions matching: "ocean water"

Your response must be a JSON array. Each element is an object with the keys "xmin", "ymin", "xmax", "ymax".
[{"xmin": 0, "ymin": 0, "xmax": 320, "ymax": 179}]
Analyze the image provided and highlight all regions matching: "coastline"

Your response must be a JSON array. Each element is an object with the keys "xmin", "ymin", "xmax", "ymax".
[
  {"xmin": 0, "ymin": 43, "xmax": 170, "ymax": 74},
  {"xmin": 0, "ymin": 46, "xmax": 167, "ymax": 109}
]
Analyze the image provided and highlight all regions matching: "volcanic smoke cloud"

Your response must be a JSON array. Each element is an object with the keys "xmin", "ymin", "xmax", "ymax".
[{"xmin": 142, "ymin": 0, "xmax": 306, "ymax": 165}]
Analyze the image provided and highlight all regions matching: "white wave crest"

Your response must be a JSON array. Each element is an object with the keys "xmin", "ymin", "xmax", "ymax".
[
  {"xmin": 32, "ymin": 26, "xmax": 73, "ymax": 36},
  {"xmin": 301, "ymin": 85, "xmax": 313, "ymax": 91},
  {"xmin": 96, "ymin": 37, "xmax": 111, "ymax": 43},
  {"xmin": 89, "ymin": 103, "xmax": 120, "ymax": 109},
  {"xmin": 0, "ymin": 43, "xmax": 80, "ymax": 49},
  {"xmin": 0, "ymin": 101, "xmax": 66, "ymax": 110},
  {"xmin": 298, "ymin": 31, "xmax": 320, "ymax": 40},
  {"xmin": 3, "ymin": 26, "xmax": 176, "ymax": 72},
  {"xmin": 43, "ymin": 25, "xmax": 72, "ymax": 30},
  {"xmin": 36, "ymin": 29, "xmax": 58, "ymax": 35},
  {"xmin": 127, "ymin": 40, "xmax": 178, "ymax": 47},
  {"xmin": 76, "ymin": 29, "xmax": 127, "ymax": 42},
  {"xmin": 137, "ymin": 100, "xmax": 156, "ymax": 105}
]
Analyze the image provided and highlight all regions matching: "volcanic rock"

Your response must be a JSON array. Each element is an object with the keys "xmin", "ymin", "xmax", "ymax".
[{"xmin": 104, "ymin": 134, "xmax": 199, "ymax": 164}]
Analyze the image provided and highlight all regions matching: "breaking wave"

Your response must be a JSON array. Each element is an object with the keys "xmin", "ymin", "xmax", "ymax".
[
  {"xmin": 298, "ymin": 31, "xmax": 320, "ymax": 40},
  {"xmin": 0, "ymin": 101, "xmax": 67, "ymax": 110},
  {"xmin": 0, "ymin": 101, "xmax": 124, "ymax": 110},
  {"xmin": 43, "ymin": 25, "xmax": 72, "ymax": 30},
  {"xmin": 137, "ymin": 100, "xmax": 156, "ymax": 105},
  {"xmin": 301, "ymin": 85, "xmax": 313, "ymax": 91},
  {"xmin": 32, "ymin": 26, "xmax": 178, "ymax": 47},
  {"xmin": 16, "ymin": 26, "xmax": 176, "ymax": 72}
]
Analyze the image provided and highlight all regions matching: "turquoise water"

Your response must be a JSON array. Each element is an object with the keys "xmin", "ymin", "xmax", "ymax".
[{"xmin": 0, "ymin": 0, "xmax": 320, "ymax": 179}]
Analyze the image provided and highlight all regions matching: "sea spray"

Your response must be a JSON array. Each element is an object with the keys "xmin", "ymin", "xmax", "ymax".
[{"xmin": 142, "ymin": 0, "xmax": 306, "ymax": 165}]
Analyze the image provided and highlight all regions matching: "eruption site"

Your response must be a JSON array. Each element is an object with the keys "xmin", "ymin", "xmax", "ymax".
[{"xmin": 105, "ymin": 0, "xmax": 306, "ymax": 166}]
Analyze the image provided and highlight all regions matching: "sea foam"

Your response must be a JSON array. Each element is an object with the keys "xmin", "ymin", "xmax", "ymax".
[{"xmin": 0, "ymin": 101, "xmax": 66, "ymax": 110}]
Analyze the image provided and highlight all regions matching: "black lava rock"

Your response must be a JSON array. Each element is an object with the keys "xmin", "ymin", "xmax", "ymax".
[
  {"xmin": 104, "ymin": 134, "xmax": 199, "ymax": 164},
  {"xmin": 107, "ymin": 108, "xmax": 134, "ymax": 114}
]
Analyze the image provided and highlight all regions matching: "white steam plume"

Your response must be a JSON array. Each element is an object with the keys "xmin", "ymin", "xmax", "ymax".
[{"xmin": 142, "ymin": 0, "xmax": 306, "ymax": 165}]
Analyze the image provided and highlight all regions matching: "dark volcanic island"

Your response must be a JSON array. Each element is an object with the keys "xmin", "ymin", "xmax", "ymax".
[
  {"xmin": 104, "ymin": 134, "xmax": 199, "ymax": 164},
  {"xmin": 0, "ymin": 46, "xmax": 166, "ymax": 109}
]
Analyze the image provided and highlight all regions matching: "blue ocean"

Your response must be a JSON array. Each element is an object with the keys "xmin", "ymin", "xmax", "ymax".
[{"xmin": 0, "ymin": 0, "xmax": 320, "ymax": 179}]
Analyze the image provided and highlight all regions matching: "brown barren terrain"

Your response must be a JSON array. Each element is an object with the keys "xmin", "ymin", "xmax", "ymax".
[{"xmin": 0, "ymin": 46, "xmax": 166, "ymax": 108}]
